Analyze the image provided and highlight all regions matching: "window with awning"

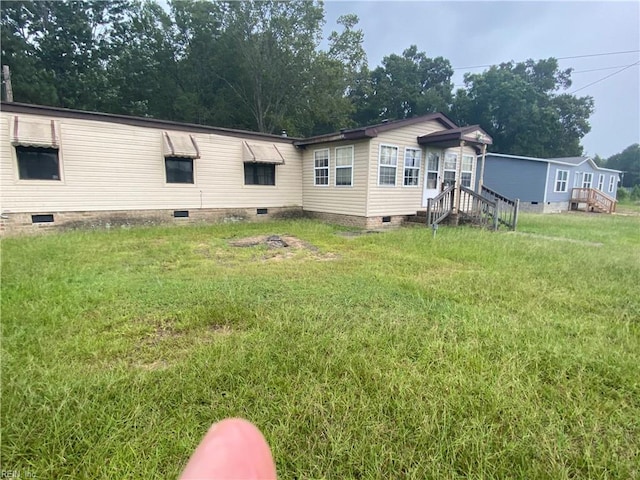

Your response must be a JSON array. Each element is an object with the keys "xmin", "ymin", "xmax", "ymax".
[
  {"xmin": 12, "ymin": 116, "xmax": 61, "ymax": 180},
  {"xmin": 11, "ymin": 116, "xmax": 59, "ymax": 148},
  {"xmin": 163, "ymin": 132, "xmax": 200, "ymax": 158},
  {"xmin": 243, "ymin": 141, "xmax": 285, "ymax": 164}
]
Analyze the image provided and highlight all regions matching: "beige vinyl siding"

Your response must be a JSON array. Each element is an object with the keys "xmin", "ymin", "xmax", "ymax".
[
  {"xmin": 1, "ymin": 112, "xmax": 302, "ymax": 213},
  {"xmin": 302, "ymin": 139, "xmax": 369, "ymax": 216},
  {"xmin": 0, "ymin": 113, "xmax": 14, "ymax": 211},
  {"xmin": 367, "ymin": 120, "xmax": 447, "ymax": 216}
]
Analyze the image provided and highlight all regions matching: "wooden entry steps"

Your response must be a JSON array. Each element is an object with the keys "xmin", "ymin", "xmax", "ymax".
[
  {"xmin": 406, "ymin": 185, "xmax": 519, "ymax": 231},
  {"xmin": 570, "ymin": 188, "xmax": 617, "ymax": 214}
]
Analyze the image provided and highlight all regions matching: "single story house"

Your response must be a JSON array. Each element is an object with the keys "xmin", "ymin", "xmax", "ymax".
[
  {"xmin": 477, "ymin": 153, "xmax": 622, "ymax": 213},
  {"xmin": 0, "ymin": 102, "xmax": 494, "ymax": 235}
]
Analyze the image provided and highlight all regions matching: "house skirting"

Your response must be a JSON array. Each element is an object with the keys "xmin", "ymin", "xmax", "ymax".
[
  {"xmin": 303, "ymin": 210, "xmax": 408, "ymax": 230},
  {"xmin": 0, "ymin": 206, "xmax": 305, "ymax": 236},
  {"xmin": 542, "ymin": 201, "xmax": 569, "ymax": 213},
  {"xmin": 517, "ymin": 202, "xmax": 545, "ymax": 213}
]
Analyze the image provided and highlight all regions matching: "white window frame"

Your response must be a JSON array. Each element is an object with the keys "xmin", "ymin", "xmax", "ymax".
[
  {"xmin": 608, "ymin": 175, "xmax": 616, "ymax": 193},
  {"xmin": 378, "ymin": 144, "xmax": 398, "ymax": 186},
  {"xmin": 597, "ymin": 174, "xmax": 604, "ymax": 191},
  {"xmin": 403, "ymin": 147, "xmax": 421, "ymax": 187},
  {"xmin": 582, "ymin": 172, "xmax": 593, "ymax": 188},
  {"xmin": 554, "ymin": 169, "xmax": 569, "ymax": 192},
  {"xmin": 313, "ymin": 149, "xmax": 329, "ymax": 186},
  {"xmin": 461, "ymin": 154, "xmax": 474, "ymax": 188},
  {"xmin": 425, "ymin": 151, "xmax": 440, "ymax": 190},
  {"xmin": 443, "ymin": 152, "xmax": 457, "ymax": 187},
  {"xmin": 334, "ymin": 145, "xmax": 354, "ymax": 187}
]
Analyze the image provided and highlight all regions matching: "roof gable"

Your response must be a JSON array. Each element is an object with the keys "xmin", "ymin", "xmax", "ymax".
[{"xmin": 294, "ymin": 113, "xmax": 459, "ymax": 147}]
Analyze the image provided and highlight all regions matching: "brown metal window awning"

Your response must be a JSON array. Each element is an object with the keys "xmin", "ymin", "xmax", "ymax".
[
  {"xmin": 163, "ymin": 131, "xmax": 200, "ymax": 158},
  {"xmin": 11, "ymin": 116, "xmax": 59, "ymax": 148},
  {"xmin": 243, "ymin": 141, "xmax": 286, "ymax": 164}
]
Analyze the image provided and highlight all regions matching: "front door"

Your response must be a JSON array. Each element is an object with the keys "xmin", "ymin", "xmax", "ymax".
[{"xmin": 422, "ymin": 151, "xmax": 440, "ymax": 206}]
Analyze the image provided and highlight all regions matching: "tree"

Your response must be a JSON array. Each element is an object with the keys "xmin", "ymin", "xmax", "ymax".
[
  {"xmin": 1, "ymin": 1, "xmax": 58, "ymax": 104},
  {"xmin": 1, "ymin": 1, "xmax": 130, "ymax": 110},
  {"xmin": 350, "ymin": 45, "xmax": 453, "ymax": 125},
  {"xmin": 198, "ymin": 0, "xmax": 326, "ymax": 135},
  {"xmin": 305, "ymin": 13, "xmax": 367, "ymax": 135},
  {"xmin": 602, "ymin": 144, "xmax": 640, "ymax": 188},
  {"xmin": 452, "ymin": 58, "xmax": 594, "ymax": 157},
  {"xmin": 106, "ymin": 0, "xmax": 182, "ymax": 119}
]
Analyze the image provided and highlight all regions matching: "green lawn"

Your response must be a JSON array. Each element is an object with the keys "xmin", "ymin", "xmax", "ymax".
[{"xmin": 2, "ymin": 214, "xmax": 639, "ymax": 479}]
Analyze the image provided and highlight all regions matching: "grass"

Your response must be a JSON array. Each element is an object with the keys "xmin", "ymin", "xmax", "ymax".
[{"xmin": 1, "ymin": 214, "xmax": 639, "ymax": 479}]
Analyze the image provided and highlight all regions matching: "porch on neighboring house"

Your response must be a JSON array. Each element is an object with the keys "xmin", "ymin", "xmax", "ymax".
[
  {"xmin": 407, "ymin": 125, "xmax": 520, "ymax": 231},
  {"xmin": 570, "ymin": 188, "xmax": 617, "ymax": 213}
]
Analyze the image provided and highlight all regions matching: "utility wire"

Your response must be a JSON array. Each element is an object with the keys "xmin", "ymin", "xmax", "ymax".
[
  {"xmin": 572, "ymin": 65, "xmax": 632, "ymax": 73},
  {"xmin": 569, "ymin": 61, "xmax": 640, "ymax": 94},
  {"xmin": 453, "ymin": 62, "xmax": 639, "ymax": 91},
  {"xmin": 453, "ymin": 49, "xmax": 640, "ymax": 70}
]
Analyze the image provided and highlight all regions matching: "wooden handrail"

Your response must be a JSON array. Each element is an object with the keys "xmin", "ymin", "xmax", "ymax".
[
  {"xmin": 459, "ymin": 185, "xmax": 497, "ymax": 229},
  {"xmin": 481, "ymin": 185, "xmax": 517, "ymax": 206},
  {"xmin": 570, "ymin": 188, "xmax": 617, "ymax": 213},
  {"xmin": 422, "ymin": 184, "xmax": 519, "ymax": 230},
  {"xmin": 477, "ymin": 185, "xmax": 519, "ymax": 230},
  {"xmin": 425, "ymin": 184, "xmax": 455, "ymax": 226}
]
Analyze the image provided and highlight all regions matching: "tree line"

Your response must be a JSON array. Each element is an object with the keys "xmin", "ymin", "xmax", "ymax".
[
  {"xmin": 0, "ymin": 0, "xmax": 606, "ymax": 159},
  {"xmin": 595, "ymin": 144, "xmax": 640, "ymax": 190}
]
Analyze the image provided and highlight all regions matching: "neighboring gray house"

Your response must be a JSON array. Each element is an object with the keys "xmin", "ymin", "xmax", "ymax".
[{"xmin": 477, "ymin": 153, "xmax": 622, "ymax": 213}]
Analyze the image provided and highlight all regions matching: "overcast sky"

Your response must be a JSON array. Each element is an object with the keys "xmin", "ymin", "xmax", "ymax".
[{"xmin": 322, "ymin": 1, "xmax": 640, "ymax": 158}]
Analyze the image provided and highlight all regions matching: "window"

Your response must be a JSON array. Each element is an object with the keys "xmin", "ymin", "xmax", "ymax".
[
  {"xmin": 165, "ymin": 157, "xmax": 194, "ymax": 184},
  {"xmin": 378, "ymin": 145, "xmax": 398, "ymax": 186},
  {"xmin": 443, "ymin": 153, "xmax": 457, "ymax": 188},
  {"xmin": 335, "ymin": 146, "xmax": 354, "ymax": 186},
  {"xmin": 443, "ymin": 170, "xmax": 456, "ymax": 187},
  {"xmin": 582, "ymin": 172, "xmax": 593, "ymax": 188},
  {"xmin": 244, "ymin": 163, "xmax": 275, "ymax": 185},
  {"xmin": 597, "ymin": 174, "xmax": 604, "ymax": 191},
  {"xmin": 426, "ymin": 152, "xmax": 439, "ymax": 189},
  {"xmin": 313, "ymin": 149, "xmax": 329, "ymax": 186},
  {"xmin": 16, "ymin": 146, "xmax": 61, "ymax": 180},
  {"xmin": 555, "ymin": 169, "xmax": 569, "ymax": 192},
  {"xmin": 444, "ymin": 153, "xmax": 457, "ymax": 171},
  {"xmin": 608, "ymin": 176, "xmax": 616, "ymax": 193},
  {"xmin": 461, "ymin": 155, "xmax": 474, "ymax": 188},
  {"xmin": 403, "ymin": 148, "xmax": 421, "ymax": 186}
]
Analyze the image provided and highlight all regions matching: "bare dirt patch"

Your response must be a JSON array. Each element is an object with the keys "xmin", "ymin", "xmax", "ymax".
[{"xmin": 229, "ymin": 234, "xmax": 337, "ymax": 261}]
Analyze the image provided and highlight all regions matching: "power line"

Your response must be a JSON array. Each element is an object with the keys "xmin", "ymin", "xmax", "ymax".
[
  {"xmin": 557, "ymin": 50, "xmax": 639, "ymax": 60},
  {"xmin": 572, "ymin": 65, "xmax": 632, "ymax": 74},
  {"xmin": 570, "ymin": 61, "xmax": 640, "ymax": 94},
  {"xmin": 453, "ymin": 49, "xmax": 640, "ymax": 70},
  {"xmin": 452, "ymin": 62, "xmax": 639, "ymax": 91}
]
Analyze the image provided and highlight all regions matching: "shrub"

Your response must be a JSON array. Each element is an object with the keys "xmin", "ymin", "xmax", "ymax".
[{"xmin": 617, "ymin": 187, "xmax": 629, "ymax": 201}]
